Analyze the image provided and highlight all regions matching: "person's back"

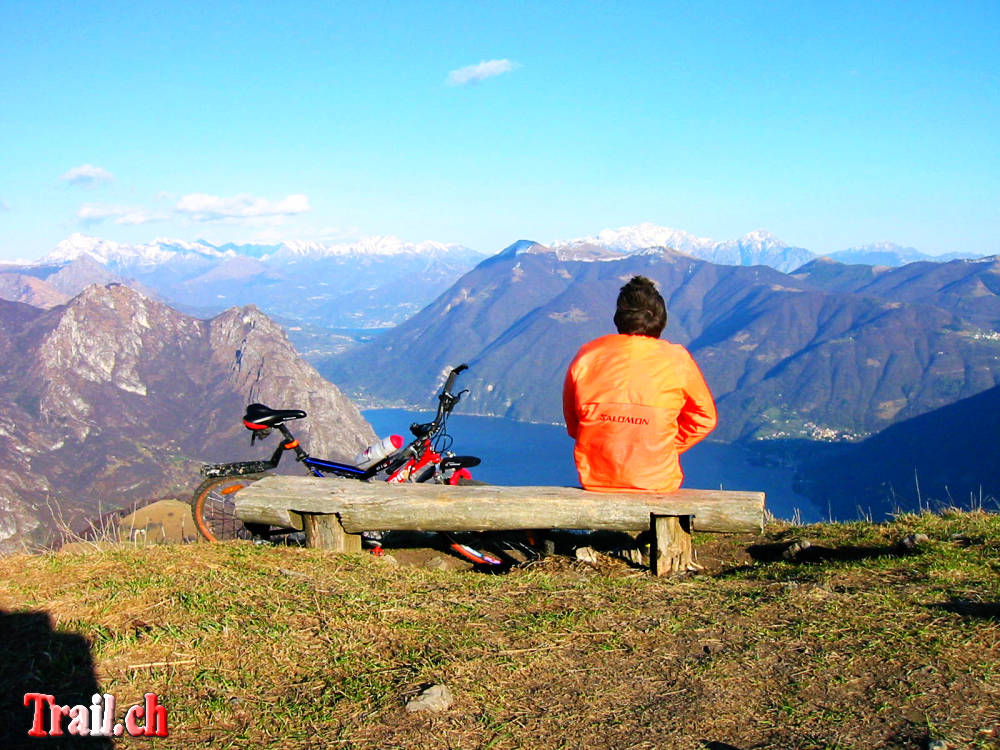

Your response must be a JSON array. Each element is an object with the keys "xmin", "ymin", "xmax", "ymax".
[{"xmin": 562, "ymin": 276, "xmax": 716, "ymax": 492}]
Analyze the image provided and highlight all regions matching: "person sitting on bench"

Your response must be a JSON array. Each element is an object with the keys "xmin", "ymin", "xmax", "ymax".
[{"xmin": 562, "ymin": 275, "xmax": 717, "ymax": 492}]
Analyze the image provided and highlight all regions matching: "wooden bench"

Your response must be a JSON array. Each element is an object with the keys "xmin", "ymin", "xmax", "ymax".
[{"xmin": 235, "ymin": 476, "xmax": 765, "ymax": 576}]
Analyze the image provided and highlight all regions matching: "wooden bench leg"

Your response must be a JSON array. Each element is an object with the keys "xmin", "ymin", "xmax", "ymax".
[
  {"xmin": 302, "ymin": 514, "xmax": 362, "ymax": 553},
  {"xmin": 650, "ymin": 514, "xmax": 694, "ymax": 576}
]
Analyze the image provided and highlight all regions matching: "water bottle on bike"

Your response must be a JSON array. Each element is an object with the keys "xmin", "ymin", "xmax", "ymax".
[{"xmin": 353, "ymin": 434, "xmax": 404, "ymax": 469}]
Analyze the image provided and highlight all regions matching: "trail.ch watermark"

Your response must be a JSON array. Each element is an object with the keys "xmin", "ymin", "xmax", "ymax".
[{"xmin": 24, "ymin": 692, "xmax": 168, "ymax": 738}]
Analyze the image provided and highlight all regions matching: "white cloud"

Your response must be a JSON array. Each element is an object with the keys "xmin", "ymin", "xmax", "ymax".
[
  {"xmin": 116, "ymin": 209, "xmax": 168, "ymax": 226},
  {"xmin": 76, "ymin": 204, "xmax": 125, "ymax": 222},
  {"xmin": 447, "ymin": 59, "xmax": 519, "ymax": 86},
  {"xmin": 60, "ymin": 164, "xmax": 115, "ymax": 186},
  {"xmin": 76, "ymin": 203, "xmax": 166, "ymax": 225},
  {"xmin": 176, "ymin": 193, "xmax": 311, "ymax": 222}
]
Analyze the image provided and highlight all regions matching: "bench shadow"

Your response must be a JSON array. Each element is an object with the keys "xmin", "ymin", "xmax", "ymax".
[
  {"xmin": 0, "ymin": 609, "xmax": 112, "ymax": 749},
  {"xmin": 930, "ymin": 599, "xmax": 1000, "ymax": 620}
]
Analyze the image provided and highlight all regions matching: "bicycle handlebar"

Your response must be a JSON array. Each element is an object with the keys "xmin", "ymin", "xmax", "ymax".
[
  {"xmin": 443, "ymin": 363, "xmax": 468, "ymax": 396},
  {"xmin": 407, "ymin": 363, "xmax": 469, "ymax": 444}
]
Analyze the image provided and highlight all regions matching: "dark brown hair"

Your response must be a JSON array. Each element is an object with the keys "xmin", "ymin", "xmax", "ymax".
[{"xmin": 613, "ymin": 275, "xmax": 666, "ymax": 337}]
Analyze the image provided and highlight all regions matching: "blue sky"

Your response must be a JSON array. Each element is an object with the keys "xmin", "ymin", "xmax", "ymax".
[{"xmin": 1, "ymin": 0, "xmax": 997, "ymax": 260}]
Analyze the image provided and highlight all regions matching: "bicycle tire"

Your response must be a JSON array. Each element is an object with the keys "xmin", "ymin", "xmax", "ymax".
[
  {"xmin": 446, "ymin": 536, "xmax": 504, "ymax": 566},
  {"xmin": 191, "ymin": 473, "xmax": 266, "ymax": 542}
]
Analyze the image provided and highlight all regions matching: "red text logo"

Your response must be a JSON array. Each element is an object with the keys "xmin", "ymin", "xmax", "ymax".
[{"xmin": 24, "ymin": 692, "xmax": 168, "ymax": 738}]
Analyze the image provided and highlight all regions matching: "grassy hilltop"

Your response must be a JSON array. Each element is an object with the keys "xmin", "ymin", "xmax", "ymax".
[{"xmin": 1, "ymin": 511, "xmax": 998, "ymax": 749}]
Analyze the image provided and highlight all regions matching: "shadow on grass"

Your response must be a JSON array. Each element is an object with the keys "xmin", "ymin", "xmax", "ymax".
[
  {"xmin": 931, "ymin": 599, "xmax": 1000, "ymax": 620},
  {"xmin": 382, "ymin": 529, "xmax": 643, "ymax": 569},
  {"xmin": 0, "ymin": 609, "xmax": 112, "ymax": 749},
  {"xmin": 744, "ymin": 541, "xmax": 901, "ymax": 564}
]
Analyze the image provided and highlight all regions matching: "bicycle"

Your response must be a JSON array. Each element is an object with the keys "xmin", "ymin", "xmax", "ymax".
[{"xmin": 190, "ymin": 364, "xmax": 505, "ymax": 566}]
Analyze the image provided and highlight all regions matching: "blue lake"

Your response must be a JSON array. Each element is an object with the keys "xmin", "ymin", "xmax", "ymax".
[{"xmin": 363, "ymin": 409, "xmax": 823, "ymax": 523}]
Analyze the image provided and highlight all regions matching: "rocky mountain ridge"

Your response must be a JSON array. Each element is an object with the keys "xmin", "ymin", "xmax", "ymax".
[{"xmin": 0, "ymin": 284, "xmax": 374, "ymax": 552}]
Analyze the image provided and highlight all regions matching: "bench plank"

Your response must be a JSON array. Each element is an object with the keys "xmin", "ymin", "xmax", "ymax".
[{"xmin": 235, "ymin": 476, "xmax": 765, "ymax": 534}]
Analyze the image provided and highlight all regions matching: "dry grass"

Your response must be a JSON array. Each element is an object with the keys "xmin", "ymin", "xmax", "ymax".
[{"xmin": 1, "ymin": 510, "xmax": 998, "ymax": 749}]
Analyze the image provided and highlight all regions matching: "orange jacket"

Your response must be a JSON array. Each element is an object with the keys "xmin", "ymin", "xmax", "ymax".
[{"xmin": 562, "ymin": 334, "xmax": 717, "ymax": 492}]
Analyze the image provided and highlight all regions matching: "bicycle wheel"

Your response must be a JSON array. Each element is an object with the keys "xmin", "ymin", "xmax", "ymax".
[
  {"xmin": 445, "ymin": 534, "xmax": 504, "ymax": 566},
  {"xmin": 190, "ymin": 474, "xmax": 265, "ymax": 542}
]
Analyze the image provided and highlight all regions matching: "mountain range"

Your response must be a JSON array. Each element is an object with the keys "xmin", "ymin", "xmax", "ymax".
[
  {"xmin": 549, "ymin": 225, "xmax": 815, "ymax": 271},
  {"xmin": 1, "ymin": 226, "xmax": 985, "ymax": 340},
  {"xmin": 11, "ymin": 233, "xmax": 487, "ymax": 330},
  {"xmin": 320, "ymin": 241, "xmax": 1000, "ymax": 445},
  {"xmin": 0, "ymin": 283, "xmax": 374, "ymax": 553},
  {"xmin": 547, "ymin": 225, "xmax": 983, "ymax": 270},
  {"xmin": 826, "ymin": 241, "xmax": 978, "ymax": 266}
]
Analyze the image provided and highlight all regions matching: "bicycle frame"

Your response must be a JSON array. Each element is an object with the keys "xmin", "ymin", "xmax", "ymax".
[{"xmin": 201, "ymin": 425, "xmax": 374, "ymax": 481}]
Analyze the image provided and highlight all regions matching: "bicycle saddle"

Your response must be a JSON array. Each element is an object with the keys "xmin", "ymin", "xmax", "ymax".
[{"xmin": 242, "ymin": 403, "xmax": 307, "ymax": 429}]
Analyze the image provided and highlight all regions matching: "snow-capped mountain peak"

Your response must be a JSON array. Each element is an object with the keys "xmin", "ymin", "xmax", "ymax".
[
  {"xmin": 733, "ymin": 229, "xmax": 786, "ymax": 248},
  {"xmin": 44, "ymin": 233, "xmax": 225, "ymax": 266},
  {"xmin": 41, "ymin": 233, "xmax": 480, "ymax": 267},
  {"xmin": 150, "ymin": 237, "xmax": 222, "ymax": 254},
  {"xmin": 552, "ymin": 223, "xmax": 716, "ymax": 256},
  {"xmin": 543, "ymin": 224, "xmax": 813, "ymax": 271},
  {"xmin": 272, "ymin": 235, "xmax": 473, "ymax": 259},
  {"xmin": 45, "ymin": 233, "xmax": 118, "ymax": 264},
  {"xmin": 45, "ymin": 233, "xmax": 171, "ymax": 266}
]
